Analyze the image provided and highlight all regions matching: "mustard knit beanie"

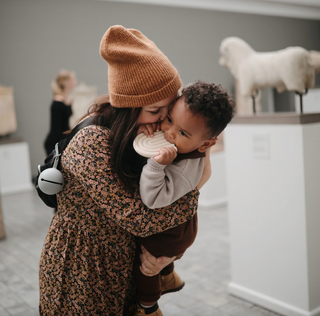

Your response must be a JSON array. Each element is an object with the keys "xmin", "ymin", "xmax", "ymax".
[{"xmin": 100, "ymin": 25, "xmax": 182, "ymax": 108}]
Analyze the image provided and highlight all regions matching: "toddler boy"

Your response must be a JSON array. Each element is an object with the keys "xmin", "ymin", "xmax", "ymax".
[{"xmin": 134, "ymin": 80, "xmax": 235, "ymax": 316}]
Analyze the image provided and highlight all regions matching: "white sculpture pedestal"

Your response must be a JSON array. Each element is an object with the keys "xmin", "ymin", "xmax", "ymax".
[
  {"xmin": 0, "ymin": 139, "xmax": 33, "ymax": 195},
  {"xmin": 224, "ymin": 113, "xmax": 320, "ymax": 316},
  {"xmin": 0, "ymin": 194, "xmax": 5, "ymax": 240}
]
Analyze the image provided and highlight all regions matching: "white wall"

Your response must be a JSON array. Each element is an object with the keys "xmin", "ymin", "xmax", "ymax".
[{"xmin": 1, "ymin": 0, "xmax": 320, "ymax": 177}]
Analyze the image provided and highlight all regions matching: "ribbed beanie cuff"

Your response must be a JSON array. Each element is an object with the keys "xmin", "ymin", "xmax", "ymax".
[{"xmin": 100, "ymin": 25, "xmax": 182, "ymax": 108}]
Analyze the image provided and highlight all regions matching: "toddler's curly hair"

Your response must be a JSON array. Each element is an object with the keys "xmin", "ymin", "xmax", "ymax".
[{"xmin": 181, "ymin": 80, "xmax": 235, "ymax": 138}]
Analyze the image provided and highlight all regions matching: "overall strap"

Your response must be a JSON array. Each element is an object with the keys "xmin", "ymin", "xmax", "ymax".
[{"xmin": 174, "ymin": 150, "xmax": 206, "ymax": 162}]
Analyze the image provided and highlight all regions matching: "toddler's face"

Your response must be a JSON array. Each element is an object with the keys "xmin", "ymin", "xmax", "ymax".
[{"xmin": 161, "ymin": 96, "xmax": 212, "ymax": 154}]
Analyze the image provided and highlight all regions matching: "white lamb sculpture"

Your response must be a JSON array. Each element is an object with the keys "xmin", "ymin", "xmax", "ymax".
[{"xmin": 219, "ymin": 37, "xmax": 315, "ymax": 97}]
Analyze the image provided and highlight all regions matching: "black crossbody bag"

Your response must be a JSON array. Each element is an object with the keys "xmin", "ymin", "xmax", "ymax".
[{"xmin": 35, "ymin": 116, "xmax": 95, "ymax": 208}]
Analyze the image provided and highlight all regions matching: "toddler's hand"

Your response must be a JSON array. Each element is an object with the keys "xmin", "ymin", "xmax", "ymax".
[
  {"xmin": 136, "ymin": 123, "xmax": 160, "ymax": 137},
  {"xmin": 154, "ymin": 147, "xmax": 177, "ymax": 165}
]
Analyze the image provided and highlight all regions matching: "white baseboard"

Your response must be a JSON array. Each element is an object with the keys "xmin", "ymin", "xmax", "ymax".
[{"xmin": 228, "ymin": 282, "xmax": 320, "ymax": 316}]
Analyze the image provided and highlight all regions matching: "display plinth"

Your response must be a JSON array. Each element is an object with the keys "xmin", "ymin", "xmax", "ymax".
[
  {"xmin": 224, "ymin": 113, "xmax": 320, "ymax": 316},
  {"xmin": 0, "ymin": 195, "xmax": 5, "ymax": 240},
  {"xmin": 0, "ymin": 139, "xmax": 33, "ymax": 195}
]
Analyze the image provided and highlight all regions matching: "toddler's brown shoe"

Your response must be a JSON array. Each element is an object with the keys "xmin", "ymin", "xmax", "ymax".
[{"xmin": 161, "ymin": 270, "xmax": 185, "ymax": 295}]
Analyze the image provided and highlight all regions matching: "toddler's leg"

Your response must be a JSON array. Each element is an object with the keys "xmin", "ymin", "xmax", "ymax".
[
  {"xmin": 133, "ymin": 247, "xmax": 163, "ymax": 315},
  {"xmin": 160, "ymin": 262, "xmax": 185, "ymax": 295},
  {"xmin": 133, "ymin": 263, "xmax": 162, "ymax": 305}
]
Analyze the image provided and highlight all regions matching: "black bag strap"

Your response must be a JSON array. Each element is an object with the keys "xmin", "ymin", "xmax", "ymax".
[{"xmin": 60, "ymin": 116, "xmax": 96, "ymax": 152}]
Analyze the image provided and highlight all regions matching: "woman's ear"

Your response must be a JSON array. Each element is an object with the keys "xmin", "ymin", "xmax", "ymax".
[{"xmin": 197, "ymin": 137, "xmax": 218, "ymax": 153}]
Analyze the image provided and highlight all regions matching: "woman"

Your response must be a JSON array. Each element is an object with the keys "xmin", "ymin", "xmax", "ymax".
[
  {"xmin": 44, "ymin": 69, "xmax": 77, "ymax": 155},
  {"xmin": 39, "ymin": 25, "xmax": 200, "ymax": 316}
]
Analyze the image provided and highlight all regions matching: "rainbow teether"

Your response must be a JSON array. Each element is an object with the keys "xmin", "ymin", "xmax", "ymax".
[{"xmin": 133, "ymin": 131, "xmax": 177, "ymax": 158}]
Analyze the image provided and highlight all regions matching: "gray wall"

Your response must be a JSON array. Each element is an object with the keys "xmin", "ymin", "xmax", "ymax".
[{"xmin": 1, "ymin": 0, "xmax": 320, "ymax": 177}]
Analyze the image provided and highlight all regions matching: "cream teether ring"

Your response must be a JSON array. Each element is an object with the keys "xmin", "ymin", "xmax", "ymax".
[{"xmin": 133, "ymin": 131, "xmax": 177, "ymax": 158}]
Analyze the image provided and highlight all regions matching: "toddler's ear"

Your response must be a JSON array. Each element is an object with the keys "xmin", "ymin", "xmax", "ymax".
[{"xmin": 198, "ymin": 137, "xmax": 218, "ymax": 153}]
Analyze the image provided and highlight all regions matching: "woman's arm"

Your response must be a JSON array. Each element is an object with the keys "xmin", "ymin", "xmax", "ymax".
[
  {"xmin": 63, "ymin": 126, "xmax": 199, "ymax": 238},
  {"xmin": 197, "ymin": 148, "xmax": 212, "ymax": 190}
]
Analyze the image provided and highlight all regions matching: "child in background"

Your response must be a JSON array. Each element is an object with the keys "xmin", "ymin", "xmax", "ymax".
[
  {"xmin": 44, "ymin": 70, "xmax": 77, "ymax": 155},
  {"xmin": 134, "ymin": 80, "xmax": 235, "ymax": 316}
]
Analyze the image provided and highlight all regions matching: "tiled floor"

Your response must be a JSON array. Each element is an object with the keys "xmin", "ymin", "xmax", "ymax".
[{"xmin": 0, "ymin": 190, "xmax": 282, "ymax": 316}]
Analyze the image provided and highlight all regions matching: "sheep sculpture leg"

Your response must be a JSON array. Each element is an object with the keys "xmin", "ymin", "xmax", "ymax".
[
  {"xmin": 295, "ymin": 89, "xmax": 308, "ymax": 114},
  {"xmin": 251, "ymin": 90, "xmax": 259, "ymax": 114}
]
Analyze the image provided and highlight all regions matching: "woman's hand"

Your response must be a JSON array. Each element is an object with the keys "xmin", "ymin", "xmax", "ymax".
[
  {"xmin": 197, "ymin": 143, "xmax": 216, "ymax": 190},
  {"xmin": 140, "ymin": 246, "xmax": 176, "ymax": 276},
  {"xmin": 136, "ymin": 123, "xmax": 160, "ymax": 137}
]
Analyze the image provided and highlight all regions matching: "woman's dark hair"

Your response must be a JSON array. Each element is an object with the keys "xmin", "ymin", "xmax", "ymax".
[
  {"xmin": 80, "ymin": 95, "xmax": 146, "ymax": 194},
  {"xmin": 181, "ymin": 81, "xmax": 235, "ymax": 138}
]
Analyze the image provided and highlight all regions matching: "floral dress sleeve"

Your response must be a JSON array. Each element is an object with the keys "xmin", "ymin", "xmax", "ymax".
[{"xmin": 60, "ymin": 125, "xmax": 199, "ymax": 238}]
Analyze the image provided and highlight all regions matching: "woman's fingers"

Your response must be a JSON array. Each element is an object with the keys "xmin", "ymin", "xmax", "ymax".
[{"xmin": 140, "ymin": 246, "xmax": 176, "ymax": 276}]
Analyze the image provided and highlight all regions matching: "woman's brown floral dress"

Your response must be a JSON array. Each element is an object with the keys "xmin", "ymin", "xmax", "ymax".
[{"xmin": 39, "ymin": 125, "xmax": 199, "ymax": 316}]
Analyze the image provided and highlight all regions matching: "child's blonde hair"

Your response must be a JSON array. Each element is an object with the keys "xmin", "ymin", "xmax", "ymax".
[{"xmin": 51, "ymin": 70, "xmax": 75, "ymax": 95}]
